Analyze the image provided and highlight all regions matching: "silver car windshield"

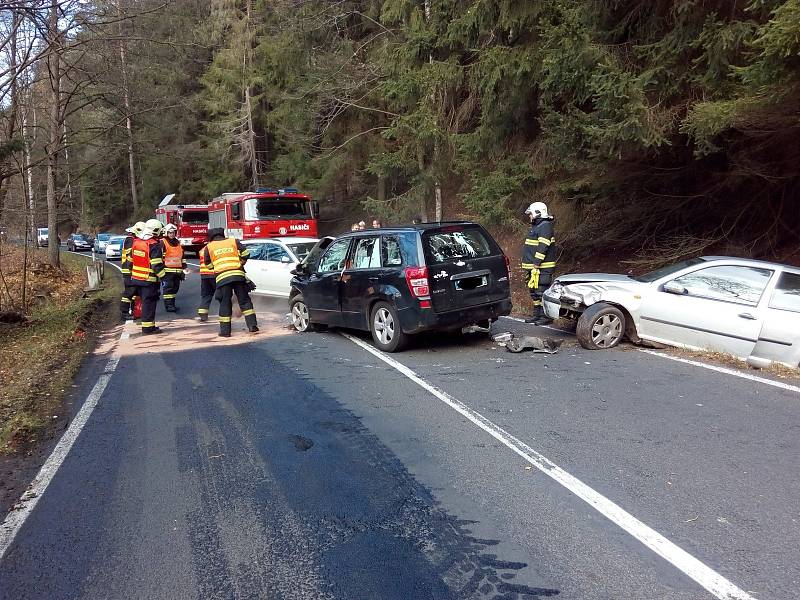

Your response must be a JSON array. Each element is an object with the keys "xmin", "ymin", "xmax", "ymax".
[{"xmin": 632, "ymin": 258, "xmax": 706, "ymax": 283}]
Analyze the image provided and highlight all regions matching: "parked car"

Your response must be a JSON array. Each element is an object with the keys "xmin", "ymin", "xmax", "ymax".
[
  {"xmin": 67, "ymin": 233, "xmax": 93, "ymax": 251},
  {"xmin": 93, "ymin": 233, "xmax": 116, "ymax": 252},
  {"xmin": 289, "ymin": 222, "xmax": 512, "ymax": 352},
  {"xmin": 241, "ymin": 237, "xmax": 320, "ymax": 297},
  {"xmin": 105, "ymin": 235, "xmax": 127, "ymax": 260},
  {"xmin": 37, "ymin": 227, "xmax": 49, "ymax": 247},
  {"xmin": 543, "ymin": 256, "xmax": 800, "ymax": 368}
]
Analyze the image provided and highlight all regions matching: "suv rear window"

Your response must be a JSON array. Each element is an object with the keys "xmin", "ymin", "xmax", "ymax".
[{"xmin": 423, "ymin": 227, "xmax": 494, "ymax": 264}]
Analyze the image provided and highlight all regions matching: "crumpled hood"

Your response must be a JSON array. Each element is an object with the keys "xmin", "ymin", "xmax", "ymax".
[{"xmin": 554, "ymin": 273, "xmax": 635, "ymax": 284}]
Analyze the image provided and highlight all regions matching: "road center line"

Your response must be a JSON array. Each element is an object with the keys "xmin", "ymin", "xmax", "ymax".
[
  {"xmin": 342, "ymin": 332, "xmax": 756, "ymax": 600},
  {"xmin": 0, "ymin": 329, "xmax": 129, "ymax": 562}
]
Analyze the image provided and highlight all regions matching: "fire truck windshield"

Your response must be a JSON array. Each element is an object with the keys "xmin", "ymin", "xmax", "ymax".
[
  {"xmin": 252, "ymin": 198, "xmax": 309, "ymax": 220},
  {"xmin": 181, "ymin": 211, "xmax": 208, "ymax": 224}
]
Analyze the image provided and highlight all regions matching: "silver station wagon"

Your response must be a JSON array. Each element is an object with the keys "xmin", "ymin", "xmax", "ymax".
[{"xmin": 543, "ymin": 257, "xmax": 800, "ymax": 368}]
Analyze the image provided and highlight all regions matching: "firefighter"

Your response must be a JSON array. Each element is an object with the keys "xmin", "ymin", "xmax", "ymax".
[
  {"xmin": 119, "ymin": 221, "xmax": 145, "ymax": 321},
  {"xmin": 196, "ymin": 239, "xmax": 216, "ymax": 322},
  {"xmin": 521, "ymin": 201, "xmax": 557, "ymax": 325},
  {"xmin": 131, "ymin": 220, "xmax": 166, "ymax": 334},
  {"xmin": 161, "ymin": 223, "xmax": 187, "ymax": 312},
  {"xmin": 201, "ymin": 228, "xmax": 258, "ymax": 337}
]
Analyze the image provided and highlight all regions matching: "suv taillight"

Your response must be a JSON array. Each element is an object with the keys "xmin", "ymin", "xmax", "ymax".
[
  {"xmin": 405, "ymin": 266, "xmax": 430, "ymax": 299},
  {"xmin": 503, "ymin": 254, "xmax": 510, "ymax": 275}
]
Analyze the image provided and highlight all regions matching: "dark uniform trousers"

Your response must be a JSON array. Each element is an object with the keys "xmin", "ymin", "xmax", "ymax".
[
  {"xmin": 198, "ymin": 277, "xmax": 217, "ymax": 321},
  {"xmin": 132, "ymin": 282, "xmax": 160, "ymax": 329},
  {"xmin": 217, "ymin": 280, "xmax": 257, "ymax": 335},
  {"xmin": 161, "ymin": 273, "xmax": 182, "ymax": 310},
  {"xmin": 120, "ymin": 279, "xmax": 139, "ymax": 318}
]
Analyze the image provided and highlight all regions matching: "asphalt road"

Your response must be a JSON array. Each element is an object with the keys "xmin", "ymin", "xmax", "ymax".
[{"xmin": 0, "ymin": 258, "xmax": 798, "ymax": 600}]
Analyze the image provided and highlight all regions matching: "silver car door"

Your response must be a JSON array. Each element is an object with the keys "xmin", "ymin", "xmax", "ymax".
[
  {"xmin": 751, "ymin": 270, "xmax": 800, "ymax": 367},
  {"xmin": 637, "ymin": 264, "xmax": 773, "ymax": 359},
  {"xmin": 262, "ymin": 242, "xmax": 294, "ymax": 297}
]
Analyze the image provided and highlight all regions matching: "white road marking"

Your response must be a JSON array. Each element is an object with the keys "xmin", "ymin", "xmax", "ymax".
[
  {"xmin": 638, "ymin": 350, "xmax": 800, "ymax": 394},
  {"xmin": 342, "ymin": 332, "xmax": 757, "ymax": 600},
  {"xmin": 0, "ymin": 331, "xmax": 128, "ymax": 561},
  {"xmin": 186, "ymin": 262, "xmax": 200, "ymax": 268}
]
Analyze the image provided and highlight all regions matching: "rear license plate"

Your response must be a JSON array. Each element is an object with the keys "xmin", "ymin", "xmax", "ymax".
[{"xmin": 455, "ymin": 275, "xmax": 488, "ymax": 291}]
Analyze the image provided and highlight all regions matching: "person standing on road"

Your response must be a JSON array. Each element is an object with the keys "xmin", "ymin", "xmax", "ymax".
[
  {"xmin": 201, "ymin": 228, "xmax": 258, "ymax": 337},
  {"xmin": 130, "ymin": 220, "xmax": 166, "ymax": 335},
  {"xmin": 521, "ymin": 202, "xmax": 557, "ymax": 325},
  {"xmin": 196, "ymin": 239, "xmax": 216, "ymax": 322},
  {"xmin": 160, "ymin": 223, "xmax": 187, "ymax": 312},
  {"xmin": 119, "ymin": 221, "xmax": 145, "ymax": 321}
]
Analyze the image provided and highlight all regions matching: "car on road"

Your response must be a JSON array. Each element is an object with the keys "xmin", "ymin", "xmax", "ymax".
[
  {"xmin": 241, "ymin": 237, "xmax": 319, "ymax": 298},
  {"xmin": 105, "ymin": 235, "xmax": 127, "ymax": 260},
  {"xmin": 93, "ymin": 233, "xmax": 117, "ymax": 253},
  {"xmin": 67, "ymin": 233, "xmax": 93, "ymax": 251},
  {"xmin": 289, "ymin": 222, "xmax": 512, "ymax": 352},
  {"xmin": 543, "ymin": 256, "xmax": 800, "ymax": 367}
]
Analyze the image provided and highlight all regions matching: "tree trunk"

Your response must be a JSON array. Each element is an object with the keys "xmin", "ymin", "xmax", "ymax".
[
  {"xmin": 0, "ymin": 12, "xmax": 20, "ymax": 224},
  {"xmin": 46, "ymin": 3, "xmax": 61, "ymax": 267},
  {"xmin": 434, "ymin": 182, "xmax": 442, "ymax": 222},
  {"xmin": 22, "ymin": 103, "xmax": 35, "ymax": 243},
  {"xmin": 244, "ymin": 0, "xmax": 259, "ymax": 187},
  {"xmin": 118, "ymin": 0, "xmax": 139, "ymax": 214}
]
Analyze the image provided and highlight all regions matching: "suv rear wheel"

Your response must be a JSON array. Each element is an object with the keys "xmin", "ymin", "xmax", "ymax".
[
  {"xmin": 290, "ymin": 294, "xmax": 323, "ymax": 333},
  {"xmin": 370, "ymin": 301, "xmax": 408, "ymax": 352},
  {"xmin": 576, "ymin": 303, "xmax": 626, "ymax": 350}
]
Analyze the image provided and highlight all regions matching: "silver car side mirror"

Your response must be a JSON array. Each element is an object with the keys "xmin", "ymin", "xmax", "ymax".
[
  {"xmin": 663, "ymin": 281, "xmax": 687, "ymax": 295},
  {"xmin": 281, "ymin": 255, "xmax": 292, "ymax": 264}
]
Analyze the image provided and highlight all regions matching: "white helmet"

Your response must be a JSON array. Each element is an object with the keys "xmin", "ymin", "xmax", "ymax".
[
  {"xmin": 126, "ymin": 221, "xmax": 146, "ymax": 236},
  {"xmin": 139, "ymin": 227, "xmax": 155, "ymax": 240},
  {"xmin": 525, "ymin": 202, "xmax": 549, "ymax": 219},
  {"xmin": 145, "ymin": 218, "xmax": 164, "ymax": 236},
  {"xmin": 164, "ymin": 223, "xmax": 178, "ymax": 234}
]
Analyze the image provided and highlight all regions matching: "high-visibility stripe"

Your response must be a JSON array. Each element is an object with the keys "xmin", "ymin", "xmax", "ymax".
[
  {"xmin": 521, "ymin": 263, "xmax": 536, "ymax": 269},
  {"xmin": 537, "ymin": 237, "xmax": 553, "ymax": 245},
  {"xmin": 524, "ymin": 239, "xmax": 537, "ymax": 246},
  {"xmin": 163, "ymin": 268, "xmax": 183, "ymax": 274},
  {"xmin": 150, "ymin": 258, "xmax": 163, "ymax": 265},
  {"xmin": 141, "ymin": 321, "xmax": 155, "ymax": 327},
  {"xmin": 534, "ymin": 252, "xmax": 546, "ymax": 260},
  {"xmin": 219, "ymin": 316, "xmax": 232, "ymax": 323},
  {"xmin": 163, "ymin": 294, "xmax": 177, "ymax": 299},
  {"xmin": 216, "ymin": 269, "xmax": 246, "ymax": 283},
  {"xmin": 197, "ymin": 309, "xmax": 209, "ymax": 314},
  {"xmin": 540, "ymin": 262, "xmax": 557, "ymax": 269},
  {"xmin": 242, "ymin": 309, "xmax": 255, "ymax": 316},
  {"xmin": 533, "ymin": 300, "xmax": 542, "ymax": 306},
  {"xmin": 240, "ymin": 248, "xmax": 250, "ymax": 257},
  {"xmin": 121, "ymin": 297, "xmax": 131, "ymax": 303}
]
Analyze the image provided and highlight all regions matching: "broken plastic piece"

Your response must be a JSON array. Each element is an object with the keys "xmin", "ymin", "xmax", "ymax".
[
  {"xmin": 462, "ymin": 324, "xmax": 491, "ymax": 334},
  {"xmin": 505, "ymin": 336, "xmax": 563, "ymax": 354}
]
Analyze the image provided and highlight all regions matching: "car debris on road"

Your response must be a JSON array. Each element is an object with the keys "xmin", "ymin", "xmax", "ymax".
[{"xmin": 493, "ymin": 331, "xmax": 563, "ymax": 354}]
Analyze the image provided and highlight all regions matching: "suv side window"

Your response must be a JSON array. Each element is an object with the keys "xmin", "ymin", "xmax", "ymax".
[
  {"xmin": 317, "ymin": 238, "xmax": 351, "ymax": 273},
  {"xmin": 671, "ymin": 265, "xmax": 773, "ymax": 306},
  {"xmin": 382, "ymin": 236, "xmax": 403, "ymax": 267},
  {"xmin": 352, "ymin": 237, "xmax": 381, "ymax": 269},
  {"xmin": 770, "ymin": 272, "xmax": 800, "ymax": 313}
]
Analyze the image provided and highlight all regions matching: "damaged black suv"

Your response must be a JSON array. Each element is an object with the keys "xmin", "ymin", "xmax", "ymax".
[{"xmin": 289, "ymin": 222, "xmax": 512, "ymax": 352}]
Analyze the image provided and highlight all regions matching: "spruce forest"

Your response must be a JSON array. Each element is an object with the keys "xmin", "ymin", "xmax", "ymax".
[{"xmin": 0, "ymin": 0, "xmax": 798, "ymax": 269}]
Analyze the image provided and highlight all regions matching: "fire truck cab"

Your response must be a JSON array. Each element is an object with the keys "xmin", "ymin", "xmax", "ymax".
[
  {"xmin": 155, "ymin": 195, "xmax": 209, "ymax": 253},
  {"xmin": 208, "ymin": 188, "xmax": 319, "ymax": 240}
]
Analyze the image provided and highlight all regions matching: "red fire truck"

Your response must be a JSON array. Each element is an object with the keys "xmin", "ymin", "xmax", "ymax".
[
  {"xmin": 207, "ymin": 188, "xmax": 319, "ymax": 239},
  {"xmin": 155, "ymin": 195, "xmax": 209, "ymax": 253}
]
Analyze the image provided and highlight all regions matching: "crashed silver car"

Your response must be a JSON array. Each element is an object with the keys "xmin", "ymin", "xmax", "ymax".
[{"xmin": 543, "ymin": 257, "xmax": 800, "ymax": 368}]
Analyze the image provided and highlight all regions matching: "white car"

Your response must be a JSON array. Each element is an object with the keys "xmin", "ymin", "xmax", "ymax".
[
  {"xmin": 242, "ymin": 237, "xmax": 319, "ymax": 298},
  {"xmin": 543, "ymin": 256, "xmax": 800, "ymax": 368},
  {"xmin": 105, "ymin": 235, "xmax": 126, "ymax": 260}
]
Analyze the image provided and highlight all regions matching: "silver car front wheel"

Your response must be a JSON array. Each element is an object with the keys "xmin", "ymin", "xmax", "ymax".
[{"xmin": 576, "ymin": 303, "xmax": 626, "ymax": 350}]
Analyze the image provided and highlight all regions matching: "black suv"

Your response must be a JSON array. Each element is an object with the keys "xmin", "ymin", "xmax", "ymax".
[{"xmin": 289, "ymin": 222, "xmax": 512, "ymax": 351}]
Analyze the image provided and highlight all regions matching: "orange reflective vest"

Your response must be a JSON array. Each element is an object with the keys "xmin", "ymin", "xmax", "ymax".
[
  {"xmin": 162, "ymin": 238, "xmax": 184, "ymax": 272},
  {"xmin": 206, "ymin": 238, "xmax": 246, "ymax": 284},
  {"xmin": 199, "ymin": 245, "xmax": 215, "ymax": 278},
  {"xmin": 131, "ymin": 238, "xmax": 162, "ymax": 283}
]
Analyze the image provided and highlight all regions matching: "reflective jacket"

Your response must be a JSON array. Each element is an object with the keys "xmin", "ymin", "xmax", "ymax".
[
  {"xmin": 131, "ymin": 238, "xmax": 165, "ymax": 284},
  {"xmin": 161, "ymin": 237, "xmax": 186, "ymax": 273},
  {"xmin": 120, "ymin": 235, "xmax": 134, "ymax": 278},
  {"xmin": 202, "ymin": 238, "xmax": 250, "ymax": 285},
  {"xmin": 198, "ymin": 244, "xmax": 215, "ymax": 279},
  {"xmin": 521, "ymin": 218, "xmax": 557, "ymax": 271}
]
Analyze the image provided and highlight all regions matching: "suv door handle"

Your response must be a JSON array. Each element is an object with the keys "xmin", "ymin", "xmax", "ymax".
[{"xmin": 738, "ymin": 312, "xmax": 757, "ymax": 320}]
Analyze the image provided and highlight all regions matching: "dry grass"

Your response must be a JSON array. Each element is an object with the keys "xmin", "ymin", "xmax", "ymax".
[
  {"xmin": 0, "ymin": 250, "xmax": 120, "ymax": 454},
  {"xmin": 661, "ymin": 346, "xmax": 800, "ymax": 381}
]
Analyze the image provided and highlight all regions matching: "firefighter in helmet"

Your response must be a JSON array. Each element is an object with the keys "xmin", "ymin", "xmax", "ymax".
[
  {"xmin": 120, "ymin": 221, "xmax": 145, "ymax": 321},
  {"xmin": 161, "ymin": 223, "xmax": 187, "ymax": 312},
  {"xmin": 130, "ymin": 219, "xmax": 166, "ymax": 334},
  {"xmin": 521, "ymin": 201, "xmax": 557, "ymax": 325},
  {"xmin": 196, "ymin": 237, "xmax": 216, "ymax": 322},
  {"xmin": 201, "ymin": 228, "xmax": 258, "ymax": 337}
]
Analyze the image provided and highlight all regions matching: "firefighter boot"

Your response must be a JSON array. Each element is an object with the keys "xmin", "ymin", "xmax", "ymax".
[
  {"xmin": 524, "ymin": 306, "xmax": 543, "ymax": 324},
  {"xmin": 120, "ymin": 299, "xmax": 133, "ymax": 321},
  {"xmin": 219, "ymin": 317, "xmax": 232, "ymax": 338},
  {"xmin": 244, "ymin": 311, "xmax": 259, "ymax": 333},
  {"xmin": 197, "ymin": 309, "xmax": 209, "ymax": 322},
  {"xmin": 164, "ymin": 297, "xmax": 177, "ymax": 312}
]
